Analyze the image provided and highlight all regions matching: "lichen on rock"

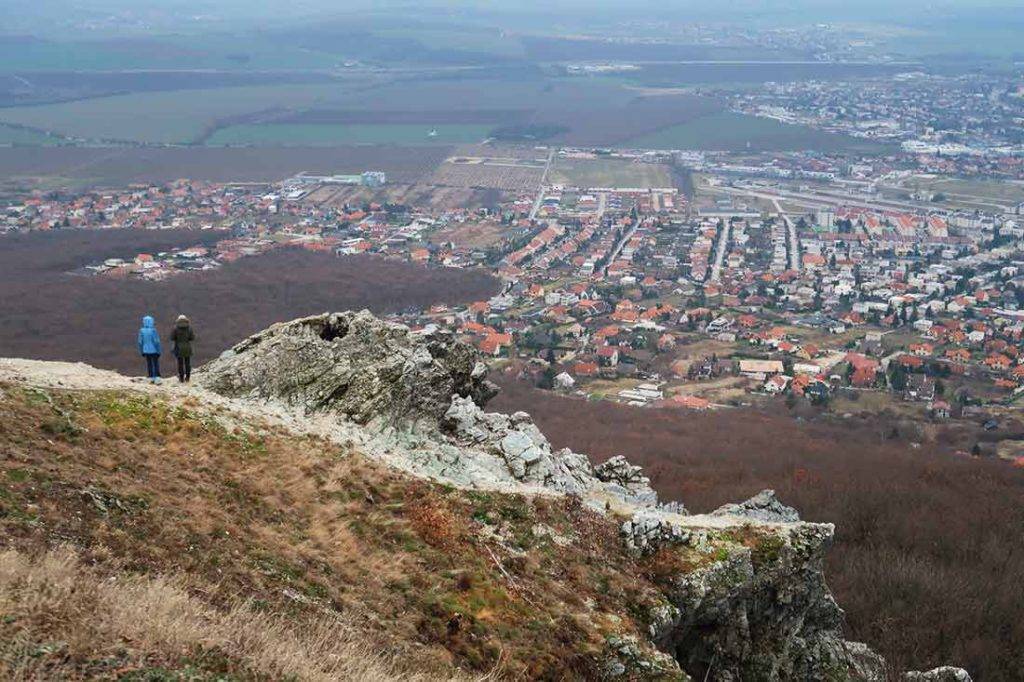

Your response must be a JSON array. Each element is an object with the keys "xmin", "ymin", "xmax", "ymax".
[{"xmin": 197, "ymin": 310, "xmax": 498, "ymax": 427}]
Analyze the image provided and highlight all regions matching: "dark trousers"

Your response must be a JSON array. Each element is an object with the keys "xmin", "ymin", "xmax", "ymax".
[
  {"xmin": 176, "ymin": 356, "xmax": 192, "ymax": 382},
  {"xmin": 144, "ymin": 354, "xmax": 160, "ymax": 378}
]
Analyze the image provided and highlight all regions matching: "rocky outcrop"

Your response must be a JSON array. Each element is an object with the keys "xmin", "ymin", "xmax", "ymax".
[
  {"xmin": 601, "ymin": 634, "xmax": 686, "ymax": 680},
  {"xmin": 197, "ymin": 310, "xmax": 497, "ymax": 427},
  {"xmin": 195, "ymin": 311, "xmax": 969, "ymax": 681},
  {"xmin": 595, "ymin": 455, "xmax": 660, "ymax": 508},
  {"xmin": 905, "ymin": 668, "xmax": 973, "ymax": 682},
  {"xmin": 621, "ymin": 509, "xmax": 692, "ymax": 556},
  {"xmin": 658, "ymin": 519, "xmax": 871, "ymax": 680},
  {"xmin": 441, "ymin": 395, "xmax": 598, "ymax": 494},
  {"xmin": 198, "ymin": 312, "xmax": 654, "ymax": 504},
  {"xmin": 711, "ymin": 489, "xmax": 800, "ymax": 523}
]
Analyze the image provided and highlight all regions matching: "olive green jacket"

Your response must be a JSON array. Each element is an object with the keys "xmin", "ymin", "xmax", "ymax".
[{"xmin": 170, "ymin": 322, "xmax": 195, "ymax": 358}]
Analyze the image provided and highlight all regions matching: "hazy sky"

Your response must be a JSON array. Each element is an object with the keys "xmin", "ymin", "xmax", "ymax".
[{"xmin": 5, "ymin": 0, "xmax": 1022, "ymax": 55}]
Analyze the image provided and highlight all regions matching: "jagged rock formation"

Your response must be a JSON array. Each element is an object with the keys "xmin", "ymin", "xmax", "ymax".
[
  {"xmin": 198, "ymin": 310, "xmax": 497, "ymax": 426},
  {"xmin": 905, "ymin": 667, "xmax": 974, "ymax": 682},
  {"xmin": 195, "ymin": 311, "xmax": 970, "ymax": 681},
  {"xmin": 595, "ymin": 455, "xmax": 660, "ymax": 507},
  {"xmin": 198, "ymin": 311, "xmax": 657, "ymax": 504},
  {"xmin": 655, "ymin": 518, "xmax": 874, "ymax": 680},
  {"xmin": 710, "ymin": 489, "xmax": 801, "ymax": 523}
]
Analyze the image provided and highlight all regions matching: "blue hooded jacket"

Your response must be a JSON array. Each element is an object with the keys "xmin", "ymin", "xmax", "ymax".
[{"xmin": 138, "ymin": 316, "xmax": 161, "ymax": 356}]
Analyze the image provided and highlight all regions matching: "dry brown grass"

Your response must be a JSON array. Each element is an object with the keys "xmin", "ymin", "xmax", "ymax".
[
  {"xmin": 0, "ymin": 546, "xmax": 469, "ymax": 681},
  {"xmin": 0, "ymin": 384, "xmax": 680, "ymax": 680}
]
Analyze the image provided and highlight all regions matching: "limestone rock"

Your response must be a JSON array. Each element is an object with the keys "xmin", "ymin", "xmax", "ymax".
[
  {"xmin": 601, "ymin": 635, "xmax": 689, "ymax": 680},
  {"xmin": 196, "ymin": 311, "xmax": 497, "ymax": 427},
  {"xmin": 664, "ymin": 521, "xmax": 871, "ymax": 681},
  {"xmin": 621, "ymin": 510, "xmax": 691, "ymax": 556},
  {"xmin": 595, "ymin": 455, "xmax": 660, "ymax": 507},
  {"xmin": 647, "ymin": 602, "xmax": 682, "ymax": 641},
  {"xmin": 189, "ymin": 311, "xmax": 967, "ymax": 680},
  {"xmin": 906, "ymin": 667, "xmax": 973, "ymax": 682},
  {"xmin": 198, "ymin": 312, "xmax": 601, "ymax": 496},
  {"xmin": 711, "ymin": 489, "xmax": 800, "ymax": 523},
  {"xmin": 443, "ymin": 395, "xmax": 596, "ymax": 494}
]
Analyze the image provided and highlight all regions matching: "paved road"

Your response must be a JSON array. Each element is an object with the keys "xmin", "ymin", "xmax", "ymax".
[
  {"xmin": 708, "ymin": 219, "xmax": 730, "ymax": 283},
  {"xmin": 723, "ymin": 182, "xmax": 937, "ymax": 215},
  {"xmin": 601, "ymin": 218, "xmax": 640, "ymax": 279},
  {"xmin": 528, "ymin": 149, "xmax": 556, "ymax": 221},
  {"xmin": 772, "ymin": 198, "xmax": 801, "ymax": 272}
]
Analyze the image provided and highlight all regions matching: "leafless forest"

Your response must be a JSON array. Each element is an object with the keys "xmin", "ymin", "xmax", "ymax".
[
  {"xmin": 492, "ymin": 377, "xmax": 1024, "ymax": 680},
  {"xmin": 0, "ymin": 230, "xmax": 498, "ymax": 373}
]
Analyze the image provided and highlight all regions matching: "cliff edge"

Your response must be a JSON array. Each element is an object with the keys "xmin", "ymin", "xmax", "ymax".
[{"xmin": 0, "ymin": 311, "xmax": 969, "ymax": 681}]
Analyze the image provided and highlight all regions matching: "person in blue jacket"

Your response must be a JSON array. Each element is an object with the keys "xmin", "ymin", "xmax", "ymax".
[{"xmin": 137, "ymin": 315, "xmax": 162, "ymax": 384}]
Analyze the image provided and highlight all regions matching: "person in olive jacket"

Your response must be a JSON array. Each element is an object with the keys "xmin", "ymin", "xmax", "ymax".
[{"xmin": 169, "ymin": 314, "xmax": 196, "ymax": 383}]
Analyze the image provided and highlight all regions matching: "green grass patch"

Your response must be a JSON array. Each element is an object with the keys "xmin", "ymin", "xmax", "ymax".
[
  {"xmin": 0, "ymin": 125, "xmax": 65, "ymax": 146},
  {"xmin": 0, "ymin": 85, "xmax": 345, "ymax": 144}
]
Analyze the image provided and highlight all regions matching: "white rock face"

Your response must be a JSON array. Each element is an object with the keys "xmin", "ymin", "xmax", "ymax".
[
  {"xmin": 595, "ymin": 455, "xmax": 662, "ymax": 508},
  {"xmin": 442, "ymin": 394, "xmax": 610, "ymax": 497},
  {"xmin": 711, "ymin": 489, "xmax": 800, "ymax": 523},
  {"xmin": 197, "ymin": 310, "xmax": 498, "ymax": 427},
  {"xmin": 905, "ymin": 667, "xmax": 973, "ymax": 682},
  {"xmin": 621, "ymin": 509, "xmax": 691, "ymax": 555},
  {"xmin": 196, "ymin": 311, "xmax": 648, "ymax": 504}
]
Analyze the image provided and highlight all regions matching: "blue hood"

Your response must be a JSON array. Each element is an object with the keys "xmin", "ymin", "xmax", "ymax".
[{"xmin": 138, "ymin": 315, "xmax": 161, "ymax": 355}]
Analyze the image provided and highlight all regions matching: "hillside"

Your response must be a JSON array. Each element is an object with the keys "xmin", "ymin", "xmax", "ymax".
[
  {"xmin": 491, "ymin": 379, "xmax": 1024, "ymax": 681},
  {"xmin": 0, "ymin": 311, "xmax": 969, "ymax": 681}
]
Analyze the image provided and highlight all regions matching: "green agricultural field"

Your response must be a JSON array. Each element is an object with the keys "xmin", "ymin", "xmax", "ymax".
[
  {"xmin": 0, "ymin": 76, "xmax": 632, "ymax": 145},
  {"xmin": 0, "ymin": 35, "xmax": 349, "ymax": 72},
  {"xmin": 206, "ymin": 123, "xmax": 493, "ymax": 146},
  {"xmin": 548, "ymin": 157, "xmax": 674, "ymax": 189},
  {"xmin": 0, "ymin": 84, "xmax": 351, "ymax": 144},
  {"xmin": 0, "ymin": 125, "xmax": 64, "ymax": 146},
  {"xmin": 623, "ymin": 112, "xmax": 889, "ymax": 153}
]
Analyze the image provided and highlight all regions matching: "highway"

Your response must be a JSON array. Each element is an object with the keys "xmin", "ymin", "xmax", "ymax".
[{"xmin": 715, "ymin": 182, "xmax": 940, "ymax": 215}]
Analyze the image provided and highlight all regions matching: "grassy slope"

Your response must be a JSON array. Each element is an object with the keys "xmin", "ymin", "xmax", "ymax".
[{"xmin": 0, "ymin": 383, "xmax": 713, "ymax": 680}]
